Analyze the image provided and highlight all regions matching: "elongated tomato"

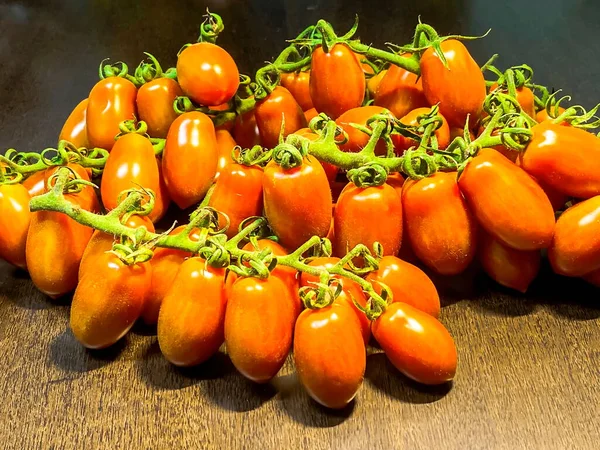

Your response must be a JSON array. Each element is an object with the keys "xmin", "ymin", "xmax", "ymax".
[
  {"xmin": 374, "ymin": 62, "xmax": 427, "ymax": 119},
  {"xmin": 0, "ymin": 183, "xmax": 31, "ymax": 269},
  {"xmin": 233, "ymin": 109, "xmax": 261, "ymax": 149},
  {"xmin": 59, "ymin": 99, "xmax": 89, "ymax": 148},
  {"xmin": 335, "ymin": 106, "xmax": 389, "ymax": 155},
  {"xmin": 23, "ymin": 171, "xmax": 46, "ymax": 198},
  {"xmin": 137, "ymin": 77, "xmax": 183, "ymax": 138},
  {"xmin": 255, "ymin": 86, "xmax": 307, "ymax": 149},
  {"xmin": 394, "ymin": 107, "xmax": 451, "ymax": 153},
  {"xmin": 280, "ymin": 71, "xmax": 314, "ymax": 111},
  {"xmin": 215, "ymin": 129, "xmax": 237, "ymax": 177}
]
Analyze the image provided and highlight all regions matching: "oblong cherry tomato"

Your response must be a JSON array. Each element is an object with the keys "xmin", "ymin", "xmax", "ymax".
[
  {"xmin": 224, "ymin": 276, "xmax": 295, "ymax": 383},
  {"xmin": 489, "ymin": 82, "xmax": 535, "ymax": 118},
  {"xmin": 233, "ymin": 109, "xmax": 261, "ymax": 149},
  {"xmin": 215, "ymin": 129, "xmax": 237, "ymax": 177},
  {"xmin": 255, "ymin": 86, "xmax": 307, "ymax": 149},
  {"xmin": 402, "ymin": 172, "xmax": 477, "ymax": 275},
  {"xmin": 136, "ymin": 77, "xmax": 183, "ymax": 138},
  {"xmin": 374, "ymin": 62, "xmax": 427, "ymax": 120},
  {"xmin": 263, "ymin": 156, "xmax": 332, "ymax": 250},
  {"xmin": 280, "ymin": 70, "xmax": 314, "ymax": 111},
  {"xmin": 293, "ymin": 128, "xmax": 338, "ymax": 182},
  {"xmin": 372, "ymin": 302, "xmax": 457, "ymax": 385},
  {"xmin": 420, "ymin": 40, "xmax": 486, "ymax": 127},
  {"xmin": 23, "ymin": 171, "xmax": 46, "ymax": 198},
  {"xmin": 59, "ymin": 99, "xmax": 89, "ymax": 148},
  {"xmin": 336, "ymin": 106, "xmax": 389, "ymax": 155},
  {"xmin": 294, "ymin": 303, "xmax": 366, "ymax": 409},
  {"xmin": 310, "ymin": 43, "xmax": 365, "ymax": 119},
  {"xmin": 304, "ymin": 107, "xmax": 318, "ymax": 124},
  {"xmin": 367, "ymin": 69, "xmax": 387, "ymax": 98},
  {"xmin": 158, "ymin": 257, "xmax": 227, "ymax": 366},
  {"xmin": 366, "ymin": 256, "xmax": 440, "ymax": 317},
  {"xmin": 70, "ymin": 253, "xmax": 150, "ymax": 349},
  {"xmin": 86, "ymin": 77, "xmax": 137, "ymax": 150},
  {"xmin": 163, "ymin": 111, "xmax": 218, "ymax": 209},
  {"xmin": 459, "ymin": 148, "xmax": 555, "ymax": 251},
  {"xmin": 394, "ymin": 107, "xmax": 451, "ymax": 153},
  {"xmin": 176, "ymin": 42, "xmax": 239, "ymax": 106},
  {"xmin": 0, "ymin": 183, "xmax": 31, "ymax": 269}
]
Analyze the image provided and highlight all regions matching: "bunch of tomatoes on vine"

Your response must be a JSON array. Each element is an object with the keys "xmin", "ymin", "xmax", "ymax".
[{"xmin": 1, "ymin": 11, "xmax": 600, "ymax": 410}]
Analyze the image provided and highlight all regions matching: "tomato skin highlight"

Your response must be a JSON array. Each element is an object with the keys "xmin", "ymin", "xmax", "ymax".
[
  {"xmin": 59, "ymin": 99, "xmax": 89, "ymax": 149},
  {"xmin": 394, "ymin": 107, "xmax": 451, "ymax": 153},
  {"xmin": 136, "ymin": 78, "xmax": 183, "ymax": 138},
  {"xmin": 23, "ymin": 171, "xmax": 46, "ymax": 198},
  {"xmin": 294, "ymin": 303, "xmax": 366, "ymax": 409},
  {"xmin": 374, "ymin": 63, "xmax": 428, "ymax": 120},
  {"xmin": 0, "ymin": 183, "xmax": 31, "ymax": 269},
  {"xmin": 402, "ymin": 172, "xmax": 477, "ymax": 275},
  {"xmin": 458, "ymin": 148, "xmax": 555, "ymax": 251},
  {"xmin": 70, "ymin": 253, "xmax": 150, "ymax": 349},
  {"xmin": 86, "ymin": 77, "xmax": 137, "ymax": 150},
  {"xmin": 335, "ymin": 106, "xmax": 389, "ymax": 155},
  {"xmin": 163, "ymin": 111, "xmax": 218, "ymax": 209},
  {"xmin": 158, "ymin": 258, "xmax": 227, "ymax": 366},
  {"xmin": 372, "ymin": 302, "xmax": 457, "ymax": 385},
  {"xmin": 280, "ymin": 71, "xmax": 314, "ymax": 111},
  {"xmin": 233, "ymin": 109, "xmax": 261, "ymax": 149},
  {"xmin": 176, "ymin": 42, "xmax": 239, "ymax": 106},
  {"xmin": 215, "ymin": 129, "xmax": 237, "ymax": 178}
]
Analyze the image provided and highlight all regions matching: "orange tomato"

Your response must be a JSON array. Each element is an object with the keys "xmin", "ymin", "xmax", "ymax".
[
  {"xmin": 367, "ymin": 69, "xmax": 387, "ymax": 98},
  {"xmin": 0, "ymin": 183, "xmax": 31, "ymax": 269},
  {"xmin": 536, "ymin": 107, "xmax": 566, "ymax": 123},
  {"xmin": 233, "ymin": 109, "xmax": 261, "ymax": 149},
  {"xmin": 374, "ymin": 62, "xmax": 427, "ymax": 120},
  {"xmin": 280, "ymin": 71, "xmax": 314, "ymax": 111},
  {"xmin": 136, "ymin": 77, "xmax": 183, "ymax": 138},
  {"xmin": 489, "ymin": 82, "xmax": 535, "ymax": 118},
  {"xmin": 215, "ymin": 129, "xmax": 237, "ymax": 178},
  {"xmin": 59, "ymin": 99, "xmax": 89, "ymax": 148},
  {"xmin": 394, "ymin": 107, "xmax": 451, "ymax": 153},
  {"xmin": 335, "ymin": 105, "xmax": 389, "ymax": 155},
  {"xmin": 304, "ymin": 107, "xmax": 319, "ymax": 124},
  {"xmin": 22, "ymin": 171, "xmax": 46, "ymax": 198}
]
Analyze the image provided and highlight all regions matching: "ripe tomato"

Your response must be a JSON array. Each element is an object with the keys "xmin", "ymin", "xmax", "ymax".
[
  {"xmin": 294, "ymin": 303, "xmax": 366, "ymax": 409},
  {"xmin": 394, "ymin": 107, "xmax": 451, "ymax": 153},
  {"xmin": 372, "ymin": 302, "xmax": 457, "ymax": 385},
  {"xmin": 263, "ymin": 156, "xmax": 332, "ymax": 250},
  {"xmin": 215, "ymin": 129, "xmax": 237, "ymax": 177},
  {"xmin": 458, "ymin": 148, "xmax": 555, "ymax": 251},
  {"xmin": 310, "ymin": 43, "xmax": 365, "ymax": 119},
  {"xmin": 101, "ymin": 133, "xmax": 167, "ymax": 222},
  {"xmin": 254, "ymin": 86, "xmax": 307, "ymax": 149},
  {"xmin": 71, "ymin": 252, "xmax": 150, "ymax": 349},
  {"xmin": 163, "ymin": 111, "xmax": 218, "ymax": 209},
  {"xmin": 536, "ymin": 107, "xmax": 566, "ymax": 124},
  {"xmin": 23, "ymin": 171, "xmax": 46, "ymax": 198},
  {"xmin": 176, "ymin": 42, "xmax": 239, "ymax": 106},
  {"xmin": 233, "ymin": 109, "xmax": 261, "ymax": 149},
  {"xmin": 59, "ymin": 99, "xmax": 89, "ymax": 148},
  {"xmin": 489, "ymin": 82, "xmax": 535, "ymax": 118},
  {"xmin": 86, "ymin": 77, "xmax": 137, "ymax": 150},
  {"xmin": 335, "ymin": 106, "xmax": 389, "ymax": 155},
  {"xmin": 402, "ymin": 172, "xmax": 477, "ymax": 275},
  {"xmin": 520, "ymin": 124, "xmax": 600, "ymax": 199},
  {"xmin": 374, "ymin": 62, "xmax": 427, "ymax": 120},
  {"xmin": 293, "ymin": 127, "xmax": 338, "ymax": 182},
  {"xmin": 304, "ymin": 107, "xmax": 318, "ymax": 124},
  {"xmin": 158, "ymin": 257, "xmax": 227, "ymax": 366},
  {"xmin": 225, "ymin": 276, "xmax": 295, "ymax": 383},
  {"xmin": 136, "ymin": 77, "xmax": 183, "ymax": 138},
  {"xmin": 420, "ymin": 39, "xmax": 486, "ymax": 127},
  {"xmin": 0, "ymin": 183, "xmax": 31, "ymax": 269},
  {"xmin": 366, "ymin": 256, "xmax": 440, "ymax": 317},
  {"xmin": 367, "ymin": 69, "xmax": 387, "ymax": 98},
  {"xmin": 280, "ymin": 70, "xmax": 314, "ymax": 111},
  {"xmin": 479, "ymin": 231, "xmax": 540, "ymax": 292}
]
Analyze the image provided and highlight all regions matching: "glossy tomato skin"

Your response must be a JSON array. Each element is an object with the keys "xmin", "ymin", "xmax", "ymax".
[
  {"xmin": 310, "ymin": 43, "xmax": 365, "ymax": 119},
  {"xmin": 292, "ymin": 128, "xmax": 338, "ymax": 182},
  {"xmin": 420, "ymin": 40, "xmax": 486, "ymax": 128},
  {"xmin": 372, "ymin": 302, "xmax": 457, "ymax": 385},
  {"xmin": 71, "ymin": 253, "xmax": 150, "ymax": 349},
  {"xmin": 394, "ymin": 107, "xmax": 451, "ymax": 153},
  {"xmin": 520, "ymin": 124, "xmax": 600, "ymax": 199},
  {"xmin": 255, "ymin": 86, "xmax": 307, "ymax": 149},
  {"xmin": 233, "ymin": 109, "xmax": 261, "ymax": 149},
  {"xmin": 163, "ymin": 111, "xmax": 218, "ymax": 209},
  {"xmin": 374, "ymin": 63, "xmax": 428, "ymax": 119},
  {"xmin": 402, "ymin": 172, "xmax": 477, "ymax": 275},
  {"xmin": 458, "ymin": 148, "xmax": 555, "ymax": 251},
  {"xmin": 225, "ymin": 276, "xmax": 295, "ymax": 383},
  {"xmin": 367, "ymin": 69, "xmax": 387, "ymax": 97},
  {"xmin": 59, "ymin": 99, "xmax": 89, "ymax": 148},
  {"xmin": 280, "ymin": 71, "xmax": 314, "ymax": 111},
  {"xmin": 263, "ymin": 157, "xmax": 332, "ymax": 250},
  {"xmin": 0, "ymin": 183, "xmax": 31, "ymax": 269},
  {"xmin": 176, "ymin": 42, "xmax": 239, "ymax": 106},
  {"xmin": 23, "ymin": 171, "xmax": 46, "ymax": 198},
  {"xmin": 215, "ymin": 129, "xmax": 237, "ymax": 178},
  {"xmin": 86, "ymin": 77, "xmax": 137, "ymax": 150},
  {"xmin": 335, "ymin": 106, "xmax": 389, "ymax": 155},
  {"xmin": 294, "ymin": 303, "xmax": 366, "ymax": 409},
  {"xmin": 158, "ymin": 258, "xmax": 227, "ymax": 366},
  {"xmin": 366, "ymin": 256, "xmax": 440, "ymax": 317},
  {"xmin": 136, "ymin": 78, "xmax": 183, "ymax": 138},
  {"xmin": 489, "ymin": 83, "xmax": 535, "ymax": 118}
]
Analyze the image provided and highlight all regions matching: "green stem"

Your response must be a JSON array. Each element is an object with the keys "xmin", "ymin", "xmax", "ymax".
[{"xmin": 348, "ymin": 42, "xmax": 420, "ymax": 75}]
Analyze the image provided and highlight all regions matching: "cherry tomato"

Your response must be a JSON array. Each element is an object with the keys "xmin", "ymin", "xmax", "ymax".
[
  {"xmin": 386, "ymin": 172, "xmax": 405, "ymax": 195},
  {"xmin": 420, "ymin": 39, "xmax": 486, "ymax": 127},
  {"xmin": 163, "ymin": 111, "xmax": 218, "ymax": 209},
  {"xmin": 158, "ymin": 257, "xmax": 227, "ymax": 366},
  {"xmin": 176, "ymin": 42, "xmax": 239, "ymax": 106},
  {"xmin": 336, "ymin": 106, "xmax": 389, "ymax": 155},
  {"xmin": 310, "ymin": 43, "xmax": 365, "ymax": 119},
  {"xmin": 59, "ymin": 99, "xmax": 89, "ymax": 148},
  {"xmin": 215, "ymin": 129, "xmax": 237, "ymax": 177},
  {"xmin": 489, "ymin": 82, "xmax": 535, "ymax": 118},
  {"xmin": 293, "ymin": 127, "xmax": 338, "ymax": 182},
  {"xmin": 536, "ymin": 107, "xmax": 566, "ymax": 124},
  {"xmin": 372, "ymin": 302, "xmax": 457, "ymax": 385},
  {"xmin": 304, "ymin": 107, "xmax": 319, "ymax": 124},
  {"xmin": 136, "ymin": 77, "xmax": 183, "ymax": 138},
  {"xmin": 459, "ymin": 148, "xmax": 555, "ymax": 251},
  {"xmin": 294, "ymin": 303, "xmax": 366, "ymax": 409},
  {"xmin": 22, "ymin": 171, "xmax": 46, "ymax": 198},
  {"xmin": 70, "ymin": 252, "xmax": 150, "ymax": 349},
  {"xmin": 402, "ymin": 172, "xmax": 477, "ymax": 275},
  {"xmin": 394, "ymin": 107, "xmax": 451, "ymax": 153},
  {"xmin": 263, "ymin": 156, "xmax": 332, "ymax": 250},
  {"xmin": 280, "ymin": 70, "xmax": 314, "ymax": 111},
  {"xmin": 367, "ymin": 69, "xmax": 387, "ymax": 98},
  {"xmin": 0, "ymin": 183, "xmax": 31, "ymax": 269},
  {"xmin": 225, "ymin": 276, "xmax": 295, "ymax": 383},
  {"xmin": 366, "ymin": 256, "xmax": 440, "ymax": 317},
  {"xmin": 233, "ymin": 109, "xmax": 261, "ymax": 149},
  {"xmin": 374, "ymin": 62, "xmax": 428, "ymax": 120},
  {"xmin": 86, "ymin": 77, "xmax": 137, "ymax": 150}
]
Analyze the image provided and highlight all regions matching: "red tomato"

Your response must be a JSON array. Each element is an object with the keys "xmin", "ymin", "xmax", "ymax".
[
  {"xmin": 374, "ymin": 62, "xmax": 428, "ymax": 120},
  {"xmin": 158, "ymin": 257, "xmax": 227, "ymax": 366},
  {"xmin": 176, "ymin": 42, "xmax": 239, "ymax": 106},
  {"xmin": 294, "ymin": 303, "xmax": 366, "ymax": 409},
  {"xmin": 70, "ymin": 252, "xmax": 150, "ymax": 349},
  {"xmin": 420, "ymin": 39, "xmax": 486, "ymax": 127},
  {"xmin": 0, "ymin": 183, "xmax": 31, "ymax": 269},
  {"xmin": 402, "ymin": 172, "xmax": 477, "ymax": 275},
  {"xmin": 489, "ymin": 82, "xmax": 535, "ymax": 118},
  {"xmin": 233, "ymin": 109, "xmax": 261, "ymax": 149},
  {"xmin": 163, "ymin": 111, "xmax": 218, "ymax": 209},
  {"xmin": 458, "ymin": 148, "xmax": 555, "ymax": 251},
  {"xmin": 372, "ymin": 302, "xmax": 457, "ymax": 385},
  {"xmin": 86, "ymin": 77, "xmax": 137, "ymax": 150},
  {"xmin": 293, "ymin": 128, "xmax": 338, "ymax": 182},
  {"xmin": 59, "ymin": 99, "xmax": 89, "ymax": 148},
  {"xmin": 335, "ymin": 105, "xmax": 389, "ymax": 155},
  {"xmin": 23, "ymin": 171, "xmax": 46, "ymax": 198},
  {"xmin": 304, "ymin": 107, "xmax": 319, "ymax": 124},
  {"xmin": 137, "ymin": 78, "xmax": 183, "ymax": 138},
  {"xmin": 280, "ymin": 70, "xmax": 314, "ymax": 111},
  {"xmin": 310, "ymin": 43, "xmax": 365, "ymax": 119},
  {"xmin": 394, "ymin": 107, "xmax": 451, "ymax": 153},
  {"xmin": 225, "ymin": 276, "xmax": 295, "ymax": 383},
  {"xmin": 366, "ymin": 256, "xmax": 440, "ymax": 317},
  {"xmin": 215, "ymin": 129, "xmax": 237, "ymax": 177},
  {"xmin": 367, "ymin": 69, "xmax": 387, "ymax": 98}
]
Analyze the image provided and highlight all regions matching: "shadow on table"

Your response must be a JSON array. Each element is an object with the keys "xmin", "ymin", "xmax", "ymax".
[{"xmin": 0, "ymin": 265, "xmax": 70, "ymax": 311}]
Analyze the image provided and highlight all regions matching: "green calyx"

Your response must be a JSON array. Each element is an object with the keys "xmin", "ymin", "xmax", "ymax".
[
  {"xmin": 198, "ymin": 10, "xmax": 224, "ymax": 44},
  {"xmin": 347, "ymin": 162, "xmax": 388, "ymax": 187}
]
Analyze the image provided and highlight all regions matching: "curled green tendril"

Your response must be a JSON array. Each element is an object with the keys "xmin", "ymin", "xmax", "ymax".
[
  {"xmin": 272, "ymin": 142, "xmax": 305, "ymax": 169},
  {"xmin": 134, "ymin": 53, "xmax": 166, "ymax": 84},
  {"xmin": 198, "ymin": 10, "xmax": 224, "ymax": 43},
  {"xmin": 347, "ymin": 162, "xmax": 388, "ymax": 187}
]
